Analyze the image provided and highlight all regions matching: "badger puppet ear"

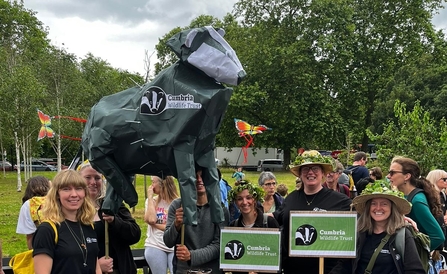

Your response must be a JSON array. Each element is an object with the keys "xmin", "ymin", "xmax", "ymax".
[{"xmin": 216, "ymin": 28, "xmax": 225, "ymax": 37}]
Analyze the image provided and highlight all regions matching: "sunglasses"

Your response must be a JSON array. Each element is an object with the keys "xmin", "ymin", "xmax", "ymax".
[
  {"xmin": 264, "ymin": 182, "xmax": 277, "ymax": 187},
  {"xmin": 388, "ymin": 170, "xmax": 404, "ymax": 176}
]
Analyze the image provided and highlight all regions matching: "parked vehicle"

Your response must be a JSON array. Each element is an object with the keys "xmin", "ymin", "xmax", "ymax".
[
  {"xmin": 46, "ymin": 161, "xmax": 68, "ymax": 170},
  {"xmin": 15, "ymin": 160, "xmax": 57, "ymax": 171},
  {"xmin": 0, "ymin": 161, "xmax": 13, "ymax": 171},
  {"xmin": 257, "ymin": 159, "xmax": 284, "ymax": 172},
  {"xmin": 214, "ymin": 147, "xmax": 283, "ymax": 171}
]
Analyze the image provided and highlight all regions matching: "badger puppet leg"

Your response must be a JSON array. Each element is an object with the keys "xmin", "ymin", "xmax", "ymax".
[
  {"xmin": 196, "ymin": 150, "xmax": 224, "ymax": 224},
  {"xmin": 173, "ymin": 149, "xmax": 224, "ymax": 225},
  {"xmin": 83, "ymin": 127, "xmax": 138, "ymax": 214}
]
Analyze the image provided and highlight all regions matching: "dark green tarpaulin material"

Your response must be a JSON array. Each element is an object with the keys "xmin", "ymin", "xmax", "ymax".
[{"xmin": 81, "ymin": 26, "xmax": 245, "ymax": 225}]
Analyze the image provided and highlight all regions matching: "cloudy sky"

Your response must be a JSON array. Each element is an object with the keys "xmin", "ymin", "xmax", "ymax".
[{"xmin": 24, "ymin": 0, "xmax": 447, "ymax": 76}]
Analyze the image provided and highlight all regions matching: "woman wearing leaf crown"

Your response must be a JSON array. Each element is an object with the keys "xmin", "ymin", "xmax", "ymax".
[{"xmin": 228, "ymin": 180, "xmax": 279, "ymax": 274}]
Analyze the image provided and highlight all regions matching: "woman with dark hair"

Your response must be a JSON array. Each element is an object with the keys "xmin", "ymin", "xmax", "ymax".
[
  {"xmin": 16, "ymin": 176, "xmax": 51, "ymax": 249},
  {"xmin": 388, "ymin": 156, "xmax": 445, "ymax": 251},
  {"xmin": 229, "ymin": 180, "xmax": 279, "ymax": 228},
  {"xmin": 228, "ymin": 181, "xmax": 279, "ymax": 274},
  {"xmin": 369, "ymin": 167, "xmax": 383, "ymax": 181}
]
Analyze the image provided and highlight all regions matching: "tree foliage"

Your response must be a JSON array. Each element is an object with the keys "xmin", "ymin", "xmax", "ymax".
[
  {"xmin": 0, "ymin": 1, "xmax": 142, "ymax": 169},
  {"xmin": 368, "ymin": 100, "xmax": 447, "ymax": 175},
  {"xmin": 0, "ymin": 0, "xmax": 446, "ymax": 173}
]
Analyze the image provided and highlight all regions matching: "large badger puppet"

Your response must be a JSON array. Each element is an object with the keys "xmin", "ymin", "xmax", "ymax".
[{"xmin": 81, "ymin": 26, "xmax": 246, "ymax": 225}]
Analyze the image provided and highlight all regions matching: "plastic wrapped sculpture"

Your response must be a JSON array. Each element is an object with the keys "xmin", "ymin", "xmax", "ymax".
[{"xmin": 81, "ymin": 26, "xmax": 246, "ymax": 225}]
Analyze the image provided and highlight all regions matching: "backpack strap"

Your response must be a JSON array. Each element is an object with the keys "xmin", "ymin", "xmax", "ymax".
[
  {"xmin": 395, "ymin": 227, "xmax": 406, "ymax": 262},
  {"xmin": 263, "ymin": 213, "xmax": 268, "ymax": 228},
  {"xmin": 44, "ymin": 220, "xmax": 59, "ymax": 244},
  {"xmin": 407, "ymin": 188, "xmax": 424, "ymax": 203},
  {"xmin": 365, "ymin": 234, "xmax": 391, "ymax": 274},
  {"xmin": 235, "ymin": 218, "xmax": 239, "ymax": 227}
]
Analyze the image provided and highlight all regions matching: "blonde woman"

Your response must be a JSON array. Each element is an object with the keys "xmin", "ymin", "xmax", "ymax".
[
  {"xmin": 144, "ymin": 176, "xmax": 179, "ymax": 274},
  {"xmin": 426, "ymin": 169, "xmax": 447, "ymax": 245},
  {"xmin": 32, "ymin": 169, "xmax": 101, "ymax": 274},
  {"xmin": 78, "ymin": 161, "xmax": 141, "ymax": 274}
]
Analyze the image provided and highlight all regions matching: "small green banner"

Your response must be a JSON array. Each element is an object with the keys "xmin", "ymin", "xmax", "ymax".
[
  {"xmin": 220, "ymin": 228, "xmax": 281, "ymax": 272},
  {"xmin": 289, "ymin": 211, "xmax": 357, "ymax": 258}
]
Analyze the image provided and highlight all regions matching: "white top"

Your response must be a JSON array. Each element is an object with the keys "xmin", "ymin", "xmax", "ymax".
[
  {"xmin": 144, "ymin": 198, "xmax": 174, "ymax": 252},
  {"xmin": 16, "ymin": 200, "xmax": 37, "ymax": 234}
]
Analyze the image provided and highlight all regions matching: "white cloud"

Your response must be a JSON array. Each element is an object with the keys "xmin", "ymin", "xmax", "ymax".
[
  {"xmin": 25, "ymin": 0, "xmax": 238, "ymax": 75},
  {"xmin": 41, "ymin": 14, "xmax": 159, "ymax": 74},
  {"xmin": 24, "ymin": 0, "xmax": 447, "ymax": 77}
]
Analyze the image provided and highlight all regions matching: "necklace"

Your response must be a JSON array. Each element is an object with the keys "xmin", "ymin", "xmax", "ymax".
[
  {"xmin": 64, "ymin": 220, "xmax": 88, "ymax": 267},
  {"xmin": 304, "ymin": 192, "xmax": 319, "ymax": 205}
]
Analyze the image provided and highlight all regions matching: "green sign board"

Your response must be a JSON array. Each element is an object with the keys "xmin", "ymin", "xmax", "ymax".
[
  {"xmin": 289, "ymin": 211, "xmax": 357, "ymax": 258},
  {"xmin": 220, "ymin": 228, "xmax": 281, "ymax": 272}
]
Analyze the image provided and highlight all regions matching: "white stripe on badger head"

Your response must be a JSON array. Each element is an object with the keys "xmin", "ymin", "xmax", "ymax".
[
  {"xmin": 205, "ymin": 26, "xmax": 243, "ymax": 69},
  {"xmin": 185, "ymin": 29, "xmax": 199, "ymax": 48}
]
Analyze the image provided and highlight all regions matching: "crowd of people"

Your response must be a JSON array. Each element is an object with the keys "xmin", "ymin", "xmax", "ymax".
[{"xmin": 5, "ymin": 151, "xmax": 447, "ymax": 274}]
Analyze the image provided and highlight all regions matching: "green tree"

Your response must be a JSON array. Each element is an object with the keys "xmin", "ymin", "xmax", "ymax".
[
  {"xmin": 368, "ymin": 100, "xmax": 447, "ymax": 175},
  {"xmin": 372, "ymin": 34, "xmax": 447, "ymax": 132},
  {"xmin": 0, "ymin": 0, "xmax": 50, "ymax": 187}
]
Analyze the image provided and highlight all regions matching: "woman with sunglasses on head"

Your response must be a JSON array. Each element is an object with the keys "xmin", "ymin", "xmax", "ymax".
[
  {"xmin": 426, "ymin": 169, "xmax": 447, "ymax": 216},
  {"xmin": 78, "ymin": 161, "xmax": 141, "ymax": 274},
  {"xmin": 258, "ymin": 172, "xmax": 284, "ymax": 213},
  {"xmin": 32, "ymin": 170, "xmax": 101, "ymax": 274},
  {"xmin": 388, "ymin": 157, "xmax": 445, "ymax": 252},
  {"xmin": 273, "ymin": 150, "xmax": 352, "ymax": 274},
  {"xmin": 144, "ymin": 176, "xmax": 179, "ymax": 274}
]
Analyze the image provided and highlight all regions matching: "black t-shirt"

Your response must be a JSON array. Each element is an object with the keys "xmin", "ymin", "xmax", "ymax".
[
  {"xmin": 33, "ymin": 220, "xmax": 99, "ymax": 274},
  {"xmin": 274, "ymin": 188, "xmax": 352, "ymax": 274},
  {"xmin": 356, "ymin": 232, "xmax": 398, "ymax": 274}
]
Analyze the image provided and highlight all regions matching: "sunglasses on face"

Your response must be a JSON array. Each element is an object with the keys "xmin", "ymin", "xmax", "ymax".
[
  {"xmin": 388, "ymin": 170, "xmax": 404, "ymax": 176},
  {"xmin": 264, "ymin": 182, "xmax": 277, "ymax": 187}
]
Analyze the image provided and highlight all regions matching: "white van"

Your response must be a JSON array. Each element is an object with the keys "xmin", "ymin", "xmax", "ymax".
[{"xmin": 257, "ymin": 159, "xmax": 284, "ymax": 172}]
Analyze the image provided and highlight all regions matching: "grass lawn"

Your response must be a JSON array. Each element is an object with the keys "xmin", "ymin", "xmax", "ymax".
[{"xmin": 0, "ymin": 168, "xmax": 297, "ymax": 258}]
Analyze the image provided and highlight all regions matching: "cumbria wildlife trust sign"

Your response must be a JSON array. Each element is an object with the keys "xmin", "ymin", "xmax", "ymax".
[
  {"xmin": 220, "ymin": 227, "xmax": 281, "ymax": 272},
  {"xmin": 289, "ymin": 211, "xmax": 357, "ymax": 258}
]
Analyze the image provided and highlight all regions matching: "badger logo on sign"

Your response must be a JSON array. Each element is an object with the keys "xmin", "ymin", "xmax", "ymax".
[
  {"xmin": 225, "ymin": 240, "xmax": 244, "ymax": 260},
  {"xmin": 295, "ymin": 224, "xmax": 317, "ymax": 245}
]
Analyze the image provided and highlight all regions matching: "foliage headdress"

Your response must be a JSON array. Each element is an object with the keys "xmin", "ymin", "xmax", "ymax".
[
  {"xmin": 228, "ymin": 180, "xmax": 265, "ymax": 203},
  {"xmin": 352, "ymin": 180, "xmax": 411, "ymax": 215},
  {"xmin": 289, "ymin": 150, "xmax": 334, "ymax": 177}
]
